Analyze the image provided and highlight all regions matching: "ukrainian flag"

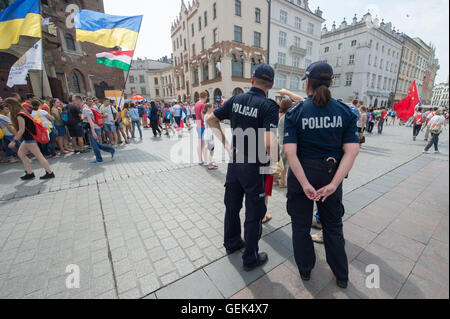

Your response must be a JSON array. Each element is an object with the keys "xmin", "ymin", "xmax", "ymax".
[
  {"xmin": 0, "ymin": 0, "xmax": 41, "ymax": 50},
  {"xmin": 75, "ymin": 10, "xmax": 142, "ymax": 50}
]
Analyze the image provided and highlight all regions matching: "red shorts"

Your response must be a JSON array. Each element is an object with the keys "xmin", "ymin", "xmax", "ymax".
[{"xmin": 265, "ymin": 175, "xmax": 274, "ymax": 197}]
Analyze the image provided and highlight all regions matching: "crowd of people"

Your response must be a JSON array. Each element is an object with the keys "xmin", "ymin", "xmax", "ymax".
[{"xmin": 0, "ymin": 92, "xmax": 221, "ymax": 179}]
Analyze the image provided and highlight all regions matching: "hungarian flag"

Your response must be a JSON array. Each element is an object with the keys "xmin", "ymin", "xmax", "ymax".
[
  {"xmin": 394, "ymin": 81, "xmax": 420, "ymax": 122},
  {"xmin": 96, "ymin": 50, "xmax": 133, "ymax": 71}
]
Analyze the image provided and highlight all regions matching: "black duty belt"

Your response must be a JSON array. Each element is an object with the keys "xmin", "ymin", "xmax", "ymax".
[{"xmin": 300, "ymin": 157, "xmax": 340, "ymax": 174}]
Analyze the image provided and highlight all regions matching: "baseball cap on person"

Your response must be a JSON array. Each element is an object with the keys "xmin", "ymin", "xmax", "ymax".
[
  {"xmin": 253, "ymin": 64, "xmax": 275, "ymax": 83},
  {"xmin": 302, "ymin": 61, "xmax": 334, "ymax": 81}
]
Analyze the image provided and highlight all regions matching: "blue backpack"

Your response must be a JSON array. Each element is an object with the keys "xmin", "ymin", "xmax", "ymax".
[
  {"xmin": 61, "ymin": 106, "xmax": 70, "ymax": 124},
  {"xmin": 350, "ymin": 106, "xmax": 361, "ymax": 122}
]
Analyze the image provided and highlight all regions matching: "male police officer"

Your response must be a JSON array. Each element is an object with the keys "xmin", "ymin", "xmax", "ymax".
[
  {"xmin": 283, "ymin": 62, "xmax": 360, "ymax": 288},
  {"xmin": 207, "ymin": 64, "xmax": 279, "ymax": 271}
]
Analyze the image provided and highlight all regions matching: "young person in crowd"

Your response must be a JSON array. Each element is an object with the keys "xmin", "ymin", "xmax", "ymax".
[{"xmin": 5, "ymin": 98, "xmax": 55, "ymax": 180}]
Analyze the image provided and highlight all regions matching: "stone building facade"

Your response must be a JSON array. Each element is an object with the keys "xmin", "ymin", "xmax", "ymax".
[
  {"xmin": 147, "ymin": 66, "xmax": 176, "ymax": 102},
  {"xmin": 320, "ymin": 12, "xmax": 402, "ymax": 107},
  {"xmin": 394, "ymin": 35, "xmax": 439, "ymax": 105},
  {"xmin": 0, "ymin": 0, "xmax": 125, "ymax": 102},
  {"xmin": 268, "ymin": 0, "xmax": 324, "ymax": 100},
  {"xmin": 431, "ymin": 83, "xmax": 449, "ymax": 108},
  {"xmin": 124, "ymin": 58, "xmax": 173, "ymax": 100},
  {"xmin": 171, "ymin": 0, "xmax": 268, "ymax": 104}
]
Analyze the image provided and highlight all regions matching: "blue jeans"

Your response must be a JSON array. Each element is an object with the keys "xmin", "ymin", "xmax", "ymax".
[
  {"xmin": 132, "ymin": 120, "xmax": 142, "ymax": 138},
  {"xmin": 2, "ymin": 136, "xmax": 20, "ymax": 158},
  {"xmin": 425, "ymin": 133, "xmax": 440, "ymax": 151},
  {"xmin": 88, "ymin": 129, "xmax": 114, "ymax": 162}
]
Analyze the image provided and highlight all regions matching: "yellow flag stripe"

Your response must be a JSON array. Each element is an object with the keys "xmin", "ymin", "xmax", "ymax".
[
  {"xmin": 75, "ymin": 28, "xmax": 138, "ymax": 50},
  {"xmin": 0, "ymin": 13, "xmax": 41, "ymax": 50}
]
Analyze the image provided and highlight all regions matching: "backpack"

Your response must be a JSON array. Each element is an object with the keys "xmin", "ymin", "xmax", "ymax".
[
  {"xmin": 0, "ymin": 126, "xmax": 5, "ymax": 139},
  {"xmin": 61, "ymin": 106, "xmax": 70, "ymax": 124},
  {"xmin": 35, "ymin": 109, "xmax": 52, "ymax": 133},
  {"xmin": 350, "ymin": 106, "xmax": 361, "ymax": 122},
  {"xmin": 19, "ymin": 112, "xmax": 50, "ymax": 144},
  {"xmin": 138, "ymin": 105, "xmax": 145, "ymax": 116},
  {"xmin": 91, "ymin": 108, "xmax": 104, "ymax": 127},
  {"xmin": 415, "ymin": 114, "xmax": 423, "ymax": 126},
  {"xmin": 430, "ymin": 117, "xmax": 442, "ymax": 134}
]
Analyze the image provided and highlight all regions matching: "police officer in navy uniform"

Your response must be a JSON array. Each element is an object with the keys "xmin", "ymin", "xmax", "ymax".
[
  {"xmin": 283, "ymin": 62, "xmax": 360, "ymax": 288},
  {"xmin": 207, "ymin": 64, "xmax": 279, "ymax": 271}
]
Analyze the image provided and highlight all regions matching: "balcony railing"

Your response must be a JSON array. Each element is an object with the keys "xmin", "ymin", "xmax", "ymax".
[
  {"xmin": 289, "ymin": 46, "xmax": 307, "ymax": 56},
  {"xmin": 273, "ymin": 63, "xmax": 306, "ymax": 76}
]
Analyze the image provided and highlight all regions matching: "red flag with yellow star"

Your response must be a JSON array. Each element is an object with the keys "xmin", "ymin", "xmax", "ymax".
[{"xmin": 394, "ymin": 81, "xmax": 420, "ymax": 122}]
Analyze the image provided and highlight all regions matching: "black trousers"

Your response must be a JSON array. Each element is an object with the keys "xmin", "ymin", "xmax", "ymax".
[
  {"xmin": 150, "ymin": 119, "xmax": 161, "ymax": 136},
  {"xmin": 378, "ymin": 119, "xmax": 385, "ymax": 134},
  {"xmin": 286, "ymin": 160, "xmax": 348, "ymax": 281},
  {"xmin": 224, "ymin": 163, "xmax": 266, "ymax": 266},
  {"xmin": 413, "ymin": 124, "xmax": 422, "ymax": 137},
  {"xmin": 368, "ymin": 122, "xmax": 375, "ymax": 133}
]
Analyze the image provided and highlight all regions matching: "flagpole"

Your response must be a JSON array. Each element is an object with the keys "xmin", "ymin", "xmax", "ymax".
[{"xmin": 118, "ymin": 16, "xmax": 143, "ymax": 107}]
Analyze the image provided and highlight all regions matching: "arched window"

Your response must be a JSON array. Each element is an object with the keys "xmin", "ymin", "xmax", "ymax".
[
  {"xmin": 232, "ymin": 54, "xmax": 243, "ymax": 78},
  {"xmin": 275, "ymin": 74, "xmax": 287, "ymax": 89},
  {"xmin": 71, "ymin": 70, "xmax": 85, "ymax": 94},
  {"xmin": 290, "ymin": 76, "xmax": 299, "ymax": 90},
  {"xmin": 232, "ymin": 88, "xmax": 244, "ymax": 96},
  {"xmin": 65, "ymin": 33, "xmax": 76, "ymax": 51}
]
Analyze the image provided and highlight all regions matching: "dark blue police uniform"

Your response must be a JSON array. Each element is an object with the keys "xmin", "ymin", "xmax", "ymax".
[
  {"xmin": 214, "ymin": 66, "xmax": 279, "ymax": 268},
  {"xmin": 283, "ymin": 63, "xmax": 359, "ymax": 283}
]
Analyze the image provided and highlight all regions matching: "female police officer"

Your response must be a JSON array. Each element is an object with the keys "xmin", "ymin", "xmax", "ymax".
[{"xmin": 283, "ymin": 62, "xmax": 360, "ymax": 288}]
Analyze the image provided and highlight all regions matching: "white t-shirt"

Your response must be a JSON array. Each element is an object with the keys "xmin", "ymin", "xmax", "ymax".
[
  {"xmin": 101, "ymin": 105, "xmax": 116, "ymax": 125},
  {"xmin": 32, "ymin": 110, "xmax": 53, "ymax": 129}
]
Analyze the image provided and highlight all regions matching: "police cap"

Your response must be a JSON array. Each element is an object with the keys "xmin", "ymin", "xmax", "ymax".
[
  {"xmin": 302, "ymin": 61, "xmax": 334, "ymax": 81},
  {"xmin": 253, "ymin": 64, "xmax": 275, "ymax": 83}
]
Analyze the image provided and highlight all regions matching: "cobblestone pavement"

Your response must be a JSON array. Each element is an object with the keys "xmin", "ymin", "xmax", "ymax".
[{"xmin": 0, "ymin": 124, "xmax": 448, "ymax": 298}]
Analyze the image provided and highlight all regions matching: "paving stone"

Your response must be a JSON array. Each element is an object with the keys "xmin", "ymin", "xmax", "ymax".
[
  {"xmin": 397, "ymin": 274, "xmax": 449, "ymax": 299},
  {"xmin": 373, "ymin": 229, "xmax": 425, "ymax": 261},
  {"xmin": 156, "ymin": 270, "xmax": 223, "ymax": 299}
]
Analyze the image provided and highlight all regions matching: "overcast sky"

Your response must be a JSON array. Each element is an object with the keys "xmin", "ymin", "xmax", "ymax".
[{"xmin": 104, "ymin": 0, "xmax": 449, "ymax": 83}]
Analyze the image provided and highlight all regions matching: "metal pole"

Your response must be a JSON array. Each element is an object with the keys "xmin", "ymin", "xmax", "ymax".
[{"xmin": 267, "ymin": 0, "xmax": 271, "ymax": 64}]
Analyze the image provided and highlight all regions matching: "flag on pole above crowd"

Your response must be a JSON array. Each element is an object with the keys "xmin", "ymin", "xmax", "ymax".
[
  {"xmin": 394, "ymin": 81, "xmax": 420, "ymax": 122},
  {"xmin": 74, "ymin": 10, "xmax": 143, "ymax": 50},
  {"xmin": 7, "ymin": 39, "xmax": 42, "ymax": 88},
  {"xmin": 96, "ymin": 50, "xmax": 133, "ymax": 71},
  {"xmin": 0, "ymin": 0, "xmax": 42, "ymax": 49}
]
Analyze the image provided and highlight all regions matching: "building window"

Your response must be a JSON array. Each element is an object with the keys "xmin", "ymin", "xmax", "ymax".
[
  {"xmin": 368, "ymin": 54, "xmax": 371, "ymax": 65},
  {"xmin": 275, "ymin": 74, "xmax": 286, "ymax": 88},
  {"xmin": 277, "ymin": 52, "xmax": 286, "ymax": 65},
  {"xmin": 198, "ymin": 17, "xmax": 202, "ymax": 31},
  {"xmin": 156, "ymin": 89, "xmax": 160, "ymax": 96},
  {"xmin": 139, "ymin": 75, "xmax": 145, "ymax": 83},
  {"xmin": 193, "ymin": 68, "xmax": 199, "ymax": 84},
  {"xmin": 280, "ymin": 10, "xmax": 287, "ymax": 24},
  {"xmin": 183, "ymin": 39, "xmax": 186, "ymax": 51},
  {"xmin": 338, "ymin": 43, "xmax": 343, "ymax": 50},
  {"xmin": 254, "ymin": 32, "xmax": 261, "ymax": 48},
  {"xmin": 307, "ymin": 23, "xmax": 314, "ymax": 35},
  {"xmin": 191, "ymin": 24, "xmax": 194, "ymax": 37},
  {"xmin": 324, "ymin": 47, "xmax": 329, "ymax": 53},
  {"xmin": 255, "ymin": 8, "xmax": 261, "ymax": 23},
  {"xmin": 213, "ymin": 28, "xmax": 218, "ymax": 44},
  {"xmin": 129, "ymin": 75, "xmax": 135, "ymax": 84},
  {"xmin": 213, "ymin": 3, "xmax": 217, "ymax": 19},
  {"xmin": 234, "ymin": 25, "xmax": 242, "ymax": 43},
  {"xmin": 203, "ymin": 62, "xmax": 209, "ymax": 81},
  {"xmin": 204, "ymin": 11, "xmax": 207, "ymax": 26},
  {"xmin": 293, "ymin": 36, "xmax": 300, "ymax": 48},
  {"xmin": 214, "ymin": 57, "xmax": 221, "ymax": 78},
  {"xmin": 279, "ymin": 31, "xmax": 287, "ymax": 47},
  {"xmin": 71, "ymin": 71, "xmax": 81, "ymax": 93},
  {"xmin": 295, "ymin": 17, "xmax": 301, "ymax": 30},
  {"xmin": 154, "ymin": 77, "xmax": 158, "ymax": 85},
  {"xmin": 201, "ymin": 37, "xmax": 206, "ymax": 51},
  {"xmin": 251, "ymin": 58, "xmax": 258, "ymax": 76},
  {"xmin": 192, "ymin": 44, "xmax": 196, "ymax": 56},
  {"xmin": 232, "ymin": 54, "xmax": 244, "ymax": 77},
  {"xmin": 305, "ymin": 59, "xmax": 311, "ymax": 69},
  {"xmin": 351, "ymin": 40, "xmax": 357, "ymax": 47},
  {"xmin": 130, "ymin": 87, "xmax": 135, "ymax": 94},
  {"xmin": 290, "ymin": 76, "xmax": 299, "ymax": 90},
  {"xmin": 306, "ymin": 41, "xmax": 313, "ymax": 55},
  {"xmin": 292, "ymin": 56, "xmax": 300, "ymax": 68},
  {"xmin": 349, "ymin": 55, "xmax": 355, "ymax": 65},
  {"xmin": 334, "ymin": 74, "xmax": 341, "ymax": 87},
  {"xmin": 65, "ymin": 33, "xmax": 76, "ymax": 51},
  {"xmin": 235, "ymin": 0, "xmax": 241, "ymax": 16},
  {"xmin": 345, "ymin": 73, "xmax": 353, "ymax": 87},
  {"xmin": 141, "ymin": 87, "xmax": 146, "ymax": 95}
]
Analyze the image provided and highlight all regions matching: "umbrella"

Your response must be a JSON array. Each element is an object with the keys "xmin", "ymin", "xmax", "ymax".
[{"xmin": 131, "ymin": 95, "xmax": 144, "ymax": 101}]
